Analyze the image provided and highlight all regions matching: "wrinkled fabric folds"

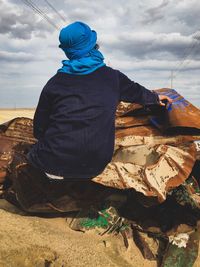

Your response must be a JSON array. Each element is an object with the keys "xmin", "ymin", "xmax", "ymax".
[
  {"xmin": 58, "ymin": 21, "xmax": 105, "ymax": 75},
  {"xmin": 58, "ymin": 48, "xmax": 105, "ymax": 75}
]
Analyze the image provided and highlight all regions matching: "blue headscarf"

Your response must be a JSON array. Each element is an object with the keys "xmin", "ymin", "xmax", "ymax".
[{"xmin": 58, "ymin": 21, "xmax": 105, "ymax": 75}]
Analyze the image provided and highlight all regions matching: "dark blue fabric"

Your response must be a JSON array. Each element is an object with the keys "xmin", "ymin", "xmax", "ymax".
[{"xmin": 28, "ymin": 66, "xmax": 159, "ymax": 178}]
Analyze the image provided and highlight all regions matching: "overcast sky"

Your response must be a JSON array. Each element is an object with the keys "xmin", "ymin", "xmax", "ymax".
[{"xmin": 0, "ymin": 0, "xmax": 200, "ymax": 108}]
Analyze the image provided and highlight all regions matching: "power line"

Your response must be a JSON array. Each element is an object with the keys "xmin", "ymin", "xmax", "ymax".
[
  {"xmin": 174, "ymin": 32, "xmax": 200, "ymax": 73},
  {"xmin": 24, "ymin": 0, "xmax": 59, "ymax": 29},
  {"xmin": 165, "ymin": 31, "xmax": 200, "ymax": 86},
  {"xmin": 43, "ymin": 0, "xmax": 66, "ymax": 23},
  {"xmin": 176, "ymin": 45, "xmax": 200, "ymax": 74},
  {"xmin": 173, "ymin": 32, "xmax": 200, "ymax": 77},
  {"xmin": 20, "ymin": 0, "xmax": 59, "ymax": 30}
]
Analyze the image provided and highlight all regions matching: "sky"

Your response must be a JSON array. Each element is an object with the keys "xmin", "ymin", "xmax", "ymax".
[{"xmin": 0, "ymin": 0, "xmax": 200, "ymax": 108}]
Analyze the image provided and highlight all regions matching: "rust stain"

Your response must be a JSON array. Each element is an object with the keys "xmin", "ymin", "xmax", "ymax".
[
  {"xmin": 152, "ymin": 88, "xmax": 200, "ymax": 134},
  {"xmin": 94, "ymin": 89, "xmax": 200, "ymax": 201},
  {"xmin": 116, "ymin": 102, "xmax": 143, "ymax": 117},
  {"xmin": 93, "ymin": 143, "xmax": 196, "ymax": 202},
  {"xmin": 115, "ymin": 116, "xmax": 150, "ymax": 128},
  {"xmin": 0, "ymin": 117, "xmax": 36, "ymax": 144}
]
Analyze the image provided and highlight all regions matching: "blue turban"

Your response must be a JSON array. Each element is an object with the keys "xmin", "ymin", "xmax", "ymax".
[
  {"xmin": 59, "ymin": 21, "xmax": 97, "ymax": 60},
  {"xmin": 58, "ymin": 21, "xmax": 105, "ymax": 75}
]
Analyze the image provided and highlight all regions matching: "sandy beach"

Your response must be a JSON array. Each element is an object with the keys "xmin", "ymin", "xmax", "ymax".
[{"xmin": 0, "ymin": 109, "xmax": 200, "ymax": 267}]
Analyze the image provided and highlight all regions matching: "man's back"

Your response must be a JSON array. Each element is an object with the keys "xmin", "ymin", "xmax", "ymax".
[{"xmin": 29, "ymin": 66, "xmax": 121, "ymax": 177}]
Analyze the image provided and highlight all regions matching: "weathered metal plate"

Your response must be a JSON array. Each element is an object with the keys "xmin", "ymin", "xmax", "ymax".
[
  {"xmin": 195, "ymin": 141, "xmax": 200, "ymax": 160},
  {"xmin": 0, "ymin": 117, "xmax": 35, "ymax": 180},
  {"xmin": 151, "ymin": 88, "xmax": 200, "ymax": 134},
  {"xmin": 0, "ymin": 136, "xmax": 16, "ymax": 170},
  {"xmin": 0, "ymin": 89, "xmax": 200, "ymax": 202},
  {"xmin": 0, "ymin": 117, "xmax": 35, "ymax": 144},
  {"xmin": 116, "ymin": 88, "xmax": 200, "ymax": 135},
  {"xmin": 116, "ymin": 102, "xmax": 143, "ymax": 117},
  {"xmin": 116, "ymin": 125, "xmax": 200, "ymax": 147},
  {"xmin": 115, "ymin": 116, "xmax": 150, "ymax": 128},
  {"xmin": 93, "ymin": 143, "xmax": 196, "ymax": 202}
]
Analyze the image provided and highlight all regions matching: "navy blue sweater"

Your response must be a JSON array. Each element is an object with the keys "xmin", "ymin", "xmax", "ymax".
[{"xmin": 28, "ymin": 66, "xmax": 159, "ymax": 178}]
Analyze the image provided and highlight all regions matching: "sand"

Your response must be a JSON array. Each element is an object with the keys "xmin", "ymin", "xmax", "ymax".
[
  {"xmin": 0, "ymin": 109, "xmax": 199, "ymax": 266},
  {"xmin": 0, "ymin": 109, "xmax": 156, "ymax": 267},
  {"xmin": 0, "ymin": 200, "xmax": 158, "ymax": 267},
  {"xmin": 0, "ymin": 109, "xmax": 35, "ymax": 123}
]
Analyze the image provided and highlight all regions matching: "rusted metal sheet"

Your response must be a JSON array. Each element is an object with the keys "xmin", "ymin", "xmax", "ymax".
[
  {"xmin": 151, "ymin": 88, "xmax": 200, "ymax": 134},
  {"xmin": 93, "ymin": 143, "xmax": 196, "ymax": 202},
  {"xmin": 116, "ymin": 125, "xmax": 200, "ymax": 147},
  {"xmin": 116, "ymin": 88, "xmax": 200, "ymax": 134},
  {"xmin": 0, "ymin": 117, "xmax": 35, "ymax": 144},
  {"xmin": 0, "ymin": 117, "xmax": 35, "ymax": 182},
  {"xmin": 0, "ymin": 89, "xmax": 199, "ymax": 203},
  {"xmin": 96, "ymin": 89, "xmax": 200, "ymax": 201},
  {"xmin": 195, "ymin": 141, "xmax": 200, "ymax": 160},
  {"xmin": 115, "ymin": 116, "xmax": 150, "ymax": 128},
  {"xmin": 0, "ymin": 136, "xmax": 16, "ymax": 182},
  {"xmin": 116, "ymin": 102, "xmax": 143, "ymax": 117}
]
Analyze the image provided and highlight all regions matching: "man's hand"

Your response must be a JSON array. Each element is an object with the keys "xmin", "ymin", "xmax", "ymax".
[{"xmin": 158, "ymin": 95, "xmax": 173, "ymax": 106}]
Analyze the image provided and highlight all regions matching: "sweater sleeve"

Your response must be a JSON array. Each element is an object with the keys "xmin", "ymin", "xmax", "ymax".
[
  {"xmin": 118, "ymin": 71, "xmax": 159, "ymax": 105},
  {"xmin": 33, "ymin": 88, "xmax": 51, "ymax": 140}
]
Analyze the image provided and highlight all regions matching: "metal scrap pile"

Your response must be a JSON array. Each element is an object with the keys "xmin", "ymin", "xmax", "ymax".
[
  {"xmin": 94, "ymin": 88, "xmax": 200, "ymax": 201},
  {"xmin": 0, "ymin": 88, "xmax": 200, "ymax": 266}
]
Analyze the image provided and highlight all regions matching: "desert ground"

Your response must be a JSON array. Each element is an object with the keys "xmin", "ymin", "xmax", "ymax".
[
  {"xmin": 0, "ymin": 109, "xmax": 200, "ymax": 267},
  {"xmin": 0, "ymin": 108, "xmax": 35, "ymax": 123},
  {"xmin": 0, "ymin": 109, "xmax": 156, "ymax": 267}
]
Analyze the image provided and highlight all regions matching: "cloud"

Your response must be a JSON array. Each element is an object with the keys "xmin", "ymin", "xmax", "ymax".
[
  {"xmin": 173, "ymin": 0, "xmax": 200, "ymax": 30},
  {"xmin": 0, "ymin": 0, "xmax": 55, "ymax": 39},
  {"xmin": 0, "ymin": 0, "xmax": 200, "ymax": 108},
  {"xmin": 0, "ymin": 50, "xmax": 36, "ymax": 62},
  {"xmin": 142, "ymin": 0, "xmax": 170, "ymax": 24},
  {"xmin": 102, "ymin": 31, "xmax": 200, "ymax": 61}
]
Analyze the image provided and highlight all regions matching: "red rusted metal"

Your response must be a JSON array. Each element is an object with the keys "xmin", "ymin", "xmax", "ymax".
[
  {"xmin": 116, "ymin": 125, "xmax": 200, "ymax": 147},
  {"xmin": 93, "ymin": 143, "xmax": 196, "ymax": 202},
  {"xmin": 93, "ymin": 89, "xmax": 200, "ymax": 202},
  {"xmin": 115, "ymin": 116, "xmax": 150, "ymax": 128},
  {"xmin": 116, "ymin": 102, "xmax": 143, "ymax": 117},
  {"xmin": 155, "ymin": 88, "xmax": 200, "ymax": 132},
  {"xmin": 116, "ymin": 89, "xmax": 200, "ymax": 134},
  {"xmin": 0, "ymin": 117, "xmax": 36, "ymax": 182},
  {"xmin": 0, "ymin": 117, "xmax": 35, "ymax": 144}
]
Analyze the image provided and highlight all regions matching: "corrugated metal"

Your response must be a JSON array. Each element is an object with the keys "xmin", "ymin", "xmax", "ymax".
[
  {"xmin": 116, "ymin": 88, "xmax": 200, "ymax": 134},
  {"xmin": 0, "ymin": 117, "xmax": 36, "ymax": 144},
  {"xmin": 93, "ymin": 143, "xmax": 196, "ymax": 202},
  {"xmin": 116, "ymin": 102, "xmax": 143, "ymax": 117},
  {"xmin": 155, "ymin": 88, "xmax": 200, "ymax": 132},
  {"xmin": 115, "ymin": 126, "xmax": 200, "ymax": 147},
  {"xmin": 115, "ymin": 116, "xmax": 150, "ymax": 128},
  {"xmin": 93, "ymin": 88, "xmax": 200, "ymax": 202},
  {"xmin": 0, "ymin": 136, "xmax": 16, "ymax": 170}
]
